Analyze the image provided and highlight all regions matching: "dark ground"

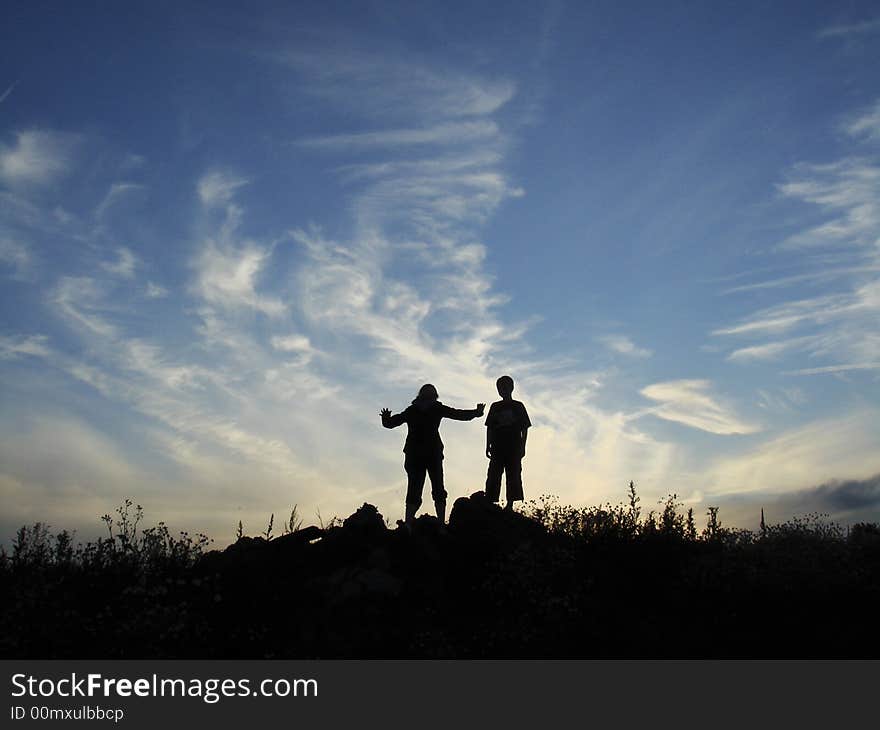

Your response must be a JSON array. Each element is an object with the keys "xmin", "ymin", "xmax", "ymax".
[{"xmin": 2, "ymin": 491, "xmax": 879, "ymax": 658}]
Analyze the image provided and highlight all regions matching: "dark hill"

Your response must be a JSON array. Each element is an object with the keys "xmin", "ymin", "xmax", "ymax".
[{"xmin": 2, "ymin": 492, "xmax": 880, "ymax": 657}]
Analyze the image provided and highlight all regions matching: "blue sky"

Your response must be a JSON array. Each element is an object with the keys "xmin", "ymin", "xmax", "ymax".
[{"xmin": 2, "ymin": 1, "xmax": 879, "ymax": 542}]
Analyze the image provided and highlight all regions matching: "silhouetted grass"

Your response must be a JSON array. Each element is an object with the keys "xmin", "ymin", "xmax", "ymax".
[{"xmin": 2, "ymin": 485, "xmax": 879, "ymax": 658}]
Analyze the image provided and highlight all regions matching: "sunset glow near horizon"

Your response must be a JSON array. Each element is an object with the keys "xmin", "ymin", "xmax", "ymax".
[{"xmin": 2, "ymin": 1, "xmax": 879, "ymax": 544}]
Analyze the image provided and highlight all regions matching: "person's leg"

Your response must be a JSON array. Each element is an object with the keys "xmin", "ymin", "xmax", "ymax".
[
  {"xmin": 427, "ymin": 455, "xmax": 447, "ymax": 524},
  {"xmin": 404, "ymin": 456, "xmax": 427, "ymax": 529},
  {"xmin": 504, "ymin": 455, "xmax": 524, "ymax": 510},
  {"xmin": 485, "ymin": 456, "xmax": 503, "ymax": 502}
]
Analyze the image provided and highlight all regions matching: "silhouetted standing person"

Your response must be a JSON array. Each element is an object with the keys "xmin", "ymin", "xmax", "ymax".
[
  {"xmin": 381, "ymin": 384, "xmax": 485, "ymax": 530},
  {"xmin": 485, "ymin": 375, "xmax": 531, "ymax": 510}
]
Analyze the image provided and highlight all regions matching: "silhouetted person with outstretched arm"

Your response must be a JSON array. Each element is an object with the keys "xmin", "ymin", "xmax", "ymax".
[
  {"xmin": 485, "ymin": 375, "xmax": 531, "ymax": 510},
  {"xmin": 381, "ymin": 384, "xmax": 485, "ymax": 530}
]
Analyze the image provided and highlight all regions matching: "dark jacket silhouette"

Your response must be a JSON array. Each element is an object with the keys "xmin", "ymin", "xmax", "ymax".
[{"xmin": 381, "ymin": 384, "xmax": 484, "ymax": 527}]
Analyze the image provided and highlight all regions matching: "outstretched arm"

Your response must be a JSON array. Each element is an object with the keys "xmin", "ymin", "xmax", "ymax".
[
  {"xmin": 440, "ymin": 403, "xmax": 486, "ymax": 421},
  {"xmin": 380, "ymin": 408, "xmax": 406, "ymax": 428}
]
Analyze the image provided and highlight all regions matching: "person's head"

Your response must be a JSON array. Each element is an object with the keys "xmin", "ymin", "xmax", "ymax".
[
  {"xmin": 416, "ymin": 383, "xmax": 438, "ymax": 402},
  {"xmin": 496, "ymin": 375, "xmax": 514, "ymax": 398}
]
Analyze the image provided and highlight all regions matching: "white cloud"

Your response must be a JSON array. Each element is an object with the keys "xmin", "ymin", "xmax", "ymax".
[
  {"xmin": 145, "ymin": 281, "xmax": 169, "ymax": 298},
  {"xmin": 819, "ymin": 17, "xmax": 880, "ymax": 38},
  {"xmin": 0, "ymin": 81, "xmax": 18, "ymax": 104},
  {"xmin": 721, "ymin": 266, "xmax": 880, "ymax": 294},
  {"xmin": 777, "ymin": 159, "xmax": 880, "ymax": 250},
  {"xmin": 599, "ymin": 334, "xmax": 652, "ymax": 358},
  {"xmin": 100, "ymin": 247, "xmax": 138, "ymax": 278},
  {"xmin": 194, "ymin": 240, "xmax": 285, "ymax": 316},
  {"xmin": 639, "ymin": 380, "xmax": 760, "ymax": 435},
  {"xmin": 271, "ymin": 334, "xmax": 312, "ymax": 353},
  {"xmin": 51, "ymin": 277, "xmax": 118, "ymax": 337},
  {"xmin": 95, "ymin": 182, "xmax": 145, "ymax": 220},
  {"xmin": 0, "ymin": 412, "xmax": 144, "ymax": 535},
  {"xmin": 0, "ymin": 130, "xmax": 77, "ymax": 186},
  {"xmin": 197, "ymin": 171, "xmax": 250, "ymax": 207},
  {"xmin": 719, "ymin": 107, "xmax": 880, "ymax": 376},
  {"xmin": 845, "ymin": 100, "xmax": 880, "ymax": 141},
  {"xmin": 727, "ymin": 337, "xmax": 815, "ymax": 362},
  {"xmin": 0, "ymin": 334, "xmax": 50, "ymax": 360},
  {"xmin": 276, "ymin": 47, "xmax": 515, "ymax": 121},
  {"xmin": 713, "ymin": 292, "xmax": 861, "ymax": 336},
  {"xmin": 298, "ymin": 121, "xmax": 499, "ymax": 149},
  {"xmin": 756, "ymin": 387, "xmax": 806, "ymax": 412},
  {"xmin": 0, "ymin": 236, "xmax": 30, "ymax": 277},
  {"xmin": 783, "ymin": 362, "xmax": 880, "ymax": 376},
  {"xmin": 705, "ymin": 412, "xmax": 880, "ymax": 497}
]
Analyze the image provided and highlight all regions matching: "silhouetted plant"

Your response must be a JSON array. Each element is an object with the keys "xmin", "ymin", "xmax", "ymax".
[
  {"xmin": 659, "ymin": 494, "xmax": 685, "ymax": 537},
  {"xmin": 11, "ymin": 523, "xmax": 53, "ymax": 567},
  {"xmin": 850, "ymin": 521, "xmax": 880, "ymax": 546},
  {"xmin": 282, "ymin": 506, "xmax": 302, "ymax": 535},
  {"xmin": 263, "ymin": 513, "xmax": 274, "ymax": 541},
  {"xmin": 642, "ymin": 509, "xmax": 657, "ymax": 536},
  {"xmin": 703, "ymin": 506, "xmax": 721, "ymax": 540},
  {"xmin": 627, "ymin": 480, "xmax": 640, "ymax": 529},
  {"xmin": 316, "ymin": 508, "xmax": 341, "ymax": 530}
]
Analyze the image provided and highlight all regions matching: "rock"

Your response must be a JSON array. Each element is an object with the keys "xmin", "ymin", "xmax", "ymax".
[
  {"xmin": 449, "ymin": 491, "xmax": 546, "ymax": 552},
  {"xmin": 271, "ymin": 525, "xmax": 323, "ymax": 550},
  {"xmin": 224, "ymin": 535, "xmax": 268, "ymax": 553},
  {"xmin": 342, "ymin": 503, "xmax": 387, "ymax": 540}
]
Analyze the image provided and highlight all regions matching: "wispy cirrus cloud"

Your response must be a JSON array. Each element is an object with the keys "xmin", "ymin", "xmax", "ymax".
[
  {"xmin": 197, "ymin": 170, "xmax": 250, "ymax": 207},
  {"xmin": 728, "ymin": 337, "xmax": 815, "ymax": 363},
  {"xmin": 598, "ymin": 334, "xmax": 652, "ymax": 358},
  {"xmin": 194, "ymin": 240, "xmax": 285, "ymax": 317},
  {"xmin": 717, "ymin": 98, "xmax": 880, "ymax": 377},
  {"xmin": 714, "ymin": 287, "xmax": 875, "ymax": 336},
  {"xmin": 0, "ymin": 334, "xmax": 50, "ymax": 360},
  {"xmin": 845, "ymin": 99, "xmax": 880, "ymax": 141},
  {"xmin": 0, "ymin": 236, "xmax": 31, "ymax": 278},
  {"xmin": 638, "ymin": 380, "xmax": 760, "ymax": 435},
  {"xmin": 706, "ymin": 412, "xmax": 880, "ymax": 498},
  {"xmin": 783, "ymin": 362, "xmax": 880, "ymax": 376},
  {"xmin": 192, "ymin": 172, "xmax": 285, "ymax": 318},
  {"xmin": 0, "ymin": 81, "xmax": 18, "ymax": 105},
  {"xmin": 145, "ymin": 281, "xmax": 169, "ymax": 299},
  {"xmin": 297, "ymin": 121, "xmax": 500, "ymax": 150},
  {"xmin": 51, "ymin": 276, "xmax": 119, "ymax": 338},
  {"xmin": 721, "ymin": 266, "xmax": 880, "ymax": 295},
  {"xmin": 718, "ymin": 285, "xmax": 880, "ymax": 371},
  {"xmin": 0, "ymin": 130, "xmax": 78, "ymax": 187},
  {"xmin": 818, "ymin": 17, "xmax": 880, "ymax": 39},
  {"xmin": 100, "ymin": 247, "xmax": 138, "ymax": 279},
  {"xmin": 275, "ymin": 47, "xmax": 516, "ymax": 121},
  {"xmin": 95, "ymin": 182, "xmax": 146, "ymax": 221},
  {"xmin": 777, "ymin": 160, "xmax": 880, "ymax": 251},
  {"xmin": 756, "ymin": 386, "xmax": 806, "ymax": 413}
]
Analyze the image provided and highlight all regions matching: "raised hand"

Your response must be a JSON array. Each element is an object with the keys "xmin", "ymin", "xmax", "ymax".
[
  {"xmin": 476, "ymin": 403, "xmax": 485, "ymax": 416},
  {"xmin": 380, "ymin": 408, "xmax": 391, "ymax": 419}
]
